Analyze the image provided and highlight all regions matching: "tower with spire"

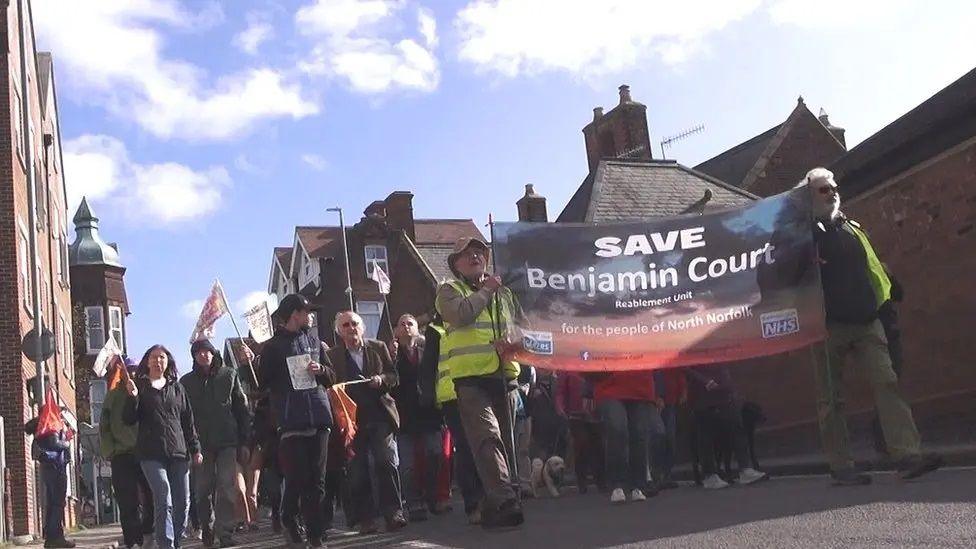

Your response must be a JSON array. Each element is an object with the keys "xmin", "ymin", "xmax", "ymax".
[{"xmin": 68, "ymin": 197, "xmax": 130, "ymax": 521}]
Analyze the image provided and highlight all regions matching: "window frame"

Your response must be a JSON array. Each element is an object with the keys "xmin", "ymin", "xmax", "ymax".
[
  {"xmin": 108, "ymin": 306, "xmax": 124, "ymax": 354},
  {"xmin": 355, "ymin": 300, "xmax": 383, "ymax": 339},
  {"xmin": 85, "ymin": 306, "xmax": 106, "ymax": 355},
  {"xmin": 89, "ymin": 380, "xmax": 107, "ymax": 427},
  {"xmin": 364, "ymin": 244, "xmax": 389, "ymax": 277},
  {"xmin": 18, "ymin": 220, "xmax": 31, "ymax": 315}
]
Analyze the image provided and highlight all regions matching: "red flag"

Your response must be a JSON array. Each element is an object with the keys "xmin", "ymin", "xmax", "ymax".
[
  {"xmin": 35, "ymin": 388, "xmax": 64, "ymax": 439},
  {"xmin": 190, "ymin": 280, "xmax": 229, "ymax": 343}
]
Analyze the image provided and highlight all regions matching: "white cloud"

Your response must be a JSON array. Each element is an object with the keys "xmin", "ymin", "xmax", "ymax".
[
  {"xmin": 296, "ymin": 0, "xmax": 440, "ymax": 93},
  {"xmin": 33, "ymin": 1, "xmax": 317, "ymax": 141},
  {"xmin": 182, "ymin": 300, "xmax": 205, "ymax": 320},
  {"xmin": 234, "ymin": 14, "xmax": 275, "ymax": 55},
  {"xmin": 63, "ymin": 134, "xmax": 229, "ymax": 225},
  {"xmin": 236, "ymin": 291, "xmax": 272, "ymax": 312},
  {"xmin": 455, "ymin": 0, "xmax": 761, "ymax": 77},
  {"xmin": 767, "ymin": 0, "xmax": 914, "ymax": 27},
  {"xmin": 301, "ymin": 153, "xmax": 328, "ymax": 171}
]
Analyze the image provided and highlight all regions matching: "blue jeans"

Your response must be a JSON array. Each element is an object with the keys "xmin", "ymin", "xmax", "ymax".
[
  {"xmin": 141, "ymin": 458, "xmax": 190, "ymax": 549},
  {"xmin": 599, "ymin": 400, "xmax": 662, "ymax": 492},
  {"xmin": 398, "ymin": 430, "xmax": 442, "ymax": 512}
]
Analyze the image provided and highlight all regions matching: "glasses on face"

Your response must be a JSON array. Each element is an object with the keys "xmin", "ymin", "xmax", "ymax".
[
  {"xmin": 461, "ymin": 249, "xmax": 486, "ymax": 260},
  {"xmin": 341, "ymin": 320, "xmax": 360, "ymax": 328},
  {"xmin": 817, "ymin": 185, "xmax": 838, "ymax": 195}
]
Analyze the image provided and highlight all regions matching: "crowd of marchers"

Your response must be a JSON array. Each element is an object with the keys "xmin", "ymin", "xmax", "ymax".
[{"xmin": 24, "ymin": 168, "xmax": 944, "ymax": 549}]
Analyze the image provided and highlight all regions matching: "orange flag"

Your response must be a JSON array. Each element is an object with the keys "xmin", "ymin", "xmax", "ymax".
[
  {"xmin": 35, "ymin": 388, "xmax": 64, "ymax": 438},
  {"xmin": 107, "ymin": 358, "xmax": 125, "ymax": 391},
  {"xmin": 327, "ymin": 384, "xmax": 358, "ymax": 459}
]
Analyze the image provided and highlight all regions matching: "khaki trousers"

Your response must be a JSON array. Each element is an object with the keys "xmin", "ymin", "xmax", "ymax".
[
  {"xmin": 455, "ymin": 384, "xmax": 518, "ymax": 509},
  {"xmin": 813, "ymin": 319, "xmax": 921, "ymax": 471}
]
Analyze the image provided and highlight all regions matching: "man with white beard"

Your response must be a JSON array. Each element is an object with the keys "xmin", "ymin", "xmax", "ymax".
[{"xmin": 801, "ymin": 168, "xmax": 943, "ymax": 486}]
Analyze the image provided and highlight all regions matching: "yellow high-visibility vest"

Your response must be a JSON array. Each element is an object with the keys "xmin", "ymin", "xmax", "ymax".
[
  {"xmin": 437, "ymin": 279, "xmax": 520, "ymax": 383},
  {"xmin": 431, "ymin": 323, "xmax": 456, "ymax": 404},
  {"xmin": 848, "ymin": 221, "xmax": 892, "ymax": 307}
]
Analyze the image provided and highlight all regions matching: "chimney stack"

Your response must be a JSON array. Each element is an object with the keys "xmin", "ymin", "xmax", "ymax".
[
  {"xmin": 618, "ymin": 84, "xmax": 632, "ymax": 104},
  {"xmin": 516, "ymin": 184, "xmax": 548, "ymax": 222},
  {"xmin": 817, "ymin": 107, "xmax": 847, "ymax": 149},
  {"xmin": 384, "ymin": 191, "xmax": 416, "ymax": 241}
]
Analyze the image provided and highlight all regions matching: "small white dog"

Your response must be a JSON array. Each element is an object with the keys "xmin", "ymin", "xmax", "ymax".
[{"xmin": 530, "ymin": 456, "xmax": 566, "ymax": 498}]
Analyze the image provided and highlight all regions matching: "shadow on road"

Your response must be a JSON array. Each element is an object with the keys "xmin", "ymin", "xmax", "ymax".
[{"xmin": 331, "ymin": 468, "xmax": 976, "ymax": 548}]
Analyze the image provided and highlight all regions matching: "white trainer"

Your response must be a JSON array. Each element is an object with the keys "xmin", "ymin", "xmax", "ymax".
[
  {"xmin": 630, "ymin": 489, "xmax": 647, "ymax": 502},
  {"xmin": 610, "ymin": 487, "xmax": 627, "ymax": 504},
  {"xmin": 739, "ymin": 467, "xmax": 769, "ymax": 485},
  {"xmin": 703, "ymin": 474, "xmax": 730, "ymax": 490}
]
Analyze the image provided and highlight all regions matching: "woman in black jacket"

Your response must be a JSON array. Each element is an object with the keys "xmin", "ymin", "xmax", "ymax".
[{"xmin": 124, "ymin": 345, "xmax": 201, "ymax": 549}]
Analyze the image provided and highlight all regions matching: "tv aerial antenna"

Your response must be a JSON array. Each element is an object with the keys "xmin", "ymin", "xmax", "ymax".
[{"xmin": 659, "ymin": 124, "xmax": 705, "ymax": 159}]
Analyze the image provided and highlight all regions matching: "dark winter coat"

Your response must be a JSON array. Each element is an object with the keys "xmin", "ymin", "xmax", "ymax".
[
  {"xmin": 180, "ymin": 350, "xmax": 251, "ymax": 452},
  {"xmin": 391, "ymin": 336, "xmax": 442, "ymax": 434},
  {"xmin": 259, "ymin": 327, "xmax": 334, "ymax": 433},
  {"xmin": 123, "ymin": 378, "xmax": 200, "ymax": 462}
]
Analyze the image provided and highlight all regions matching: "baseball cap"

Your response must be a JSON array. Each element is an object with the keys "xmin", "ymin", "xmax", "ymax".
[{"xmin": 276, "ymin": 294, "xmax": 312, "ymax": 319}]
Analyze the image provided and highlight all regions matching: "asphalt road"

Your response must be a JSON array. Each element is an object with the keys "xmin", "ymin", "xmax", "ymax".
[{"xmin": 193, "ymin": 468, "xmax": 976, "ymax": 549}]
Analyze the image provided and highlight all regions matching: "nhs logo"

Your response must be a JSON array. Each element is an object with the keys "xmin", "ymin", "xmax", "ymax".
[
  {"xmin": 761, "ymin": 309, "xmax": 800, "ymax": 339},
  {"xmin": 522, "ymin": 330, "xmax": 554, "ymax": 355}
]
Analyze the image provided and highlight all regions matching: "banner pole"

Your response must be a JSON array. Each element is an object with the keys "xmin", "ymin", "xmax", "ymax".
[
  {"xmin": 216, "ymin": 279, "xmax": 260, "ymax": 389},
  {"xmin": 489, "ymin": 214, "xmax": 521, "ymax": 503}
]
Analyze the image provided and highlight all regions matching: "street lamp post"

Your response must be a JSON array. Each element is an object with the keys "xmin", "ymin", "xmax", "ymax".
[{"xmin": 327, "ymin": 207, "xmax": 354, "ymax": 311}]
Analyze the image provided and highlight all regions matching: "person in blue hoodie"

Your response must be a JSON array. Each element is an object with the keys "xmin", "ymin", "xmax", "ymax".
[{"xmin": 258, "ymin": 294, "xmax": 334, "ymax": 548}]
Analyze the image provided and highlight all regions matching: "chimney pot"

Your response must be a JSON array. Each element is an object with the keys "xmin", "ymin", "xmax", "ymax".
[
  {"xmin": 592, "ymin": 107, "xmax": 604, "ymax": 121},
  {"xmin": 619, "ymin": 84, "xmax": 632, "ymax": 104},
  {"xmin": 524, "ymin": 183, "xmax": 536, "ymax": 196}
]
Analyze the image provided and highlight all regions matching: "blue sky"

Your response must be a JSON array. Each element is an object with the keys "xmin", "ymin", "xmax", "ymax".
[{"xmin": 33, "ymin": 0, "xmax": 976, "ymax": 366}]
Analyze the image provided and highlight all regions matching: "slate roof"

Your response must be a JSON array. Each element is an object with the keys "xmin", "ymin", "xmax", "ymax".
[
  {"xmin": 414, "ymin": 244, "xmax": 455, "ymax": 283},
  {"xmin": 414, "ymin": 219, "xmax": 483, "ymax": 244},
  {"xmin": 295, "ymin": 226, "xmax": 341, "ymax": 258},
  {"xmin": 694, "ymin": 124, "xmax": 782, "ymax": 187},
  {"xmin": 558, "ymin": 159, "xmax": 757, "ymax": 223},
  {"xmin": 830, "ymin": 66, "xmax": 976, "ymax": 197},
  {"xmin": 412, "ymin": 219, "xmax": 485, "ymax": 283}
]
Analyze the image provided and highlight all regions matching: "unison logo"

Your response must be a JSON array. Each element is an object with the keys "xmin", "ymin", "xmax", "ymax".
[
  {"xmin": 760, "ymin": 309, "xmax": 800, "ymax": 339},
  {"xmin": 522, "ymin": 330, "xmax": 554, "ymax": 355}
]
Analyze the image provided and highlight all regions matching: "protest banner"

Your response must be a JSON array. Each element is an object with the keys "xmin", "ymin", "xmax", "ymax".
[
  {"xmin": 491, "ymin": 187, "xmax": 826, "ymax": 371},
  {"xmin": 243, "ymin": 298, "xmax": 274, "ymax": 343}
]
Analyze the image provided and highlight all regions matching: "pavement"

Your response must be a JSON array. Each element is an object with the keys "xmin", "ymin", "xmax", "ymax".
[{"xmin": 24, "ymin": 467, "xmax": 976, "ymax": 549}]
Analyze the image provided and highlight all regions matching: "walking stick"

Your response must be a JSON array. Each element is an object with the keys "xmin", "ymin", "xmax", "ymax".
[{"xmin": 488, "ymin": 215, "xmax": 522, "ymax": 505}]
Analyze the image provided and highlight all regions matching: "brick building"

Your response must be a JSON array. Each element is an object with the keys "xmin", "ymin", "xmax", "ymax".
[
  {"xmin": 0, "ymin": 0, "xmax": 78, "ymax": 539},
  {"xmin": 269, "ymin": 192, "xmax": 485, "ymax": 346},
  {"xmin": 68, "ymin": 197, "xmax": 129, "ymax": 525},
  {"xmin": 695, "ymin": 97, "xmax": 847, "ymax": 197},
  {"xmin": 515, "ymin": 78, "xmax": 976, "ymax": 462}
]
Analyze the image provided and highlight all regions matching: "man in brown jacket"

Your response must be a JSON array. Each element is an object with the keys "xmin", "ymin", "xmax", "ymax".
[{"xmin": 326, "ymin": 310, "xmax": 406, "ymax": 534}]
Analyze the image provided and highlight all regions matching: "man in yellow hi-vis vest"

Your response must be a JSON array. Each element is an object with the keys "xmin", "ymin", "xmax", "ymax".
[
  {"xmin": 804, "ymin": 168, "xmax": 943, "ymax": 486},
  {"xmin": 435, "ymin": 237, "xmax": 524, "ymax": 529}
]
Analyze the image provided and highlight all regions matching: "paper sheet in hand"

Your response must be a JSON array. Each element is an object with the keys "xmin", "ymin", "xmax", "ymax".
[{"xmin": 286, "ymin": 354, "xmax": 316, "ymax": 390}]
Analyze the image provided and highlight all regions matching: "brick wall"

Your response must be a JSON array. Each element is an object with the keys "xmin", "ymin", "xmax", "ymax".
[
  {"xmin": 1, "ymin": 0, "xmax": 78, "ymax": 536},
  {"xmin": 732, "ymin": 137, "xmax": 976, "ymax": 459},
  {"xmin": 745, "ymin": 109, "xmax": 847, "ymax": 198}
]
